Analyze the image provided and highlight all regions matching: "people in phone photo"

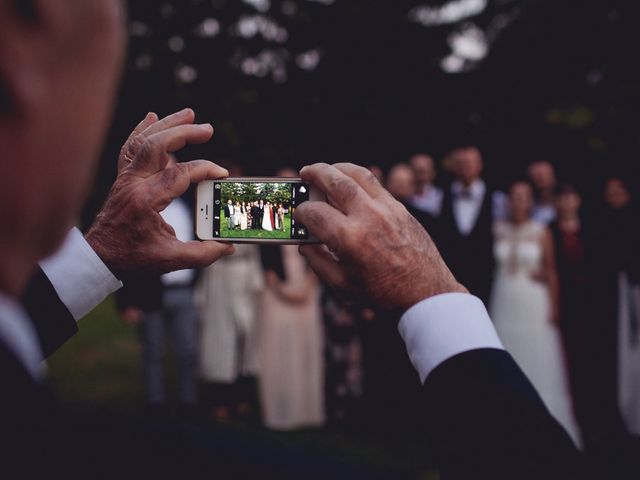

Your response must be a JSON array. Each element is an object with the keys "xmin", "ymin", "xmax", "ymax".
[
  {"xmin": 262, "ymin": 202, "xmax": 273, "ymax": 231},
  {"xmin": 225, "ymin": 199, "xmax": 234, "ymax": 230},
  {"xmin": 278, "ymin": 204, "xmax": 286, "ymax": 232},
  {"xmin": 240, "ymin": 201, "xmax": 248, "ymax": 230}
]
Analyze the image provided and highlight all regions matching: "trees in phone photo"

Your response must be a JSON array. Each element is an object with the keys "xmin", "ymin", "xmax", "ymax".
[{"xmin": 221, "ymin": 182, "xmax": 292, "ymax": 206}]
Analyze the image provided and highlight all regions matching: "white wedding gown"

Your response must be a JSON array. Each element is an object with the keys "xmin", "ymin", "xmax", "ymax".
[
  {"xmin": 489, "ymin": 220, "xmax": 581, "ymax": 447},
  {"xmin": 262, "ymin": 206, "xmax": 273, "ymax": 231}
]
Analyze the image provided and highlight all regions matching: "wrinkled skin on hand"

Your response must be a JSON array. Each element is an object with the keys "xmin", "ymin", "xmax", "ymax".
[
  {"xmin": 295, "ymin": 163, "xmax": 467, "ymax": 314},
  {"xmin": 86, "ymin": 109, "xmax": 234, "ymax": 277}
]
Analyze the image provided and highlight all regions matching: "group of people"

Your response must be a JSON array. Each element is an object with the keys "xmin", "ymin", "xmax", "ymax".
[
  {"xmin": 379, "ymin": 148, "xmax": 640, "ymax": 452},
  {"xmin": 224, "ymin": 200, "xmax": 286, "ymax": 232},
  {"xmin": 116, "ymin": 149, "xmax": 640, "ymax": 454},
  {"xmin": 2, "ymin": 3, "xmax": 637, "ymax": 477}
]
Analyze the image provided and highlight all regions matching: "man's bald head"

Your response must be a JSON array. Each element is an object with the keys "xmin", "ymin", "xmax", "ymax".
[
  {"xmin": 527, "ymin": 160, "xmax": 557, "ymax": 192},
  {"xmin": 386, "ymin": 163, "xmax": 415, "ymax": 202},
  {"xmin": 410, "ymin": 153, "xmax": 436, "ymax": 188},
  {"xmin": 451, "ymin": 147, "xmax": 483, "ymax": 186}
]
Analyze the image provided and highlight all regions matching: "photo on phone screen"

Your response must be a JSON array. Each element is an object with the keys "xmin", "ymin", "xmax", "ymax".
[{"xmin": 211, "ymin": 180, "xmax": 311, "ymax": 241}]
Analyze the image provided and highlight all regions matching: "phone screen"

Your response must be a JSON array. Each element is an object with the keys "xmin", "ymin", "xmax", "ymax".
[{"xmin": 211, "ymin": 180, "xmax": 311, "ymax": 240}]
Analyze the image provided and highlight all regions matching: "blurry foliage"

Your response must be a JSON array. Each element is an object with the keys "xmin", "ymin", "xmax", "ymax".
[{"xmin": 85, "ymin": 0, "xmax": 640, "ymax": 223}]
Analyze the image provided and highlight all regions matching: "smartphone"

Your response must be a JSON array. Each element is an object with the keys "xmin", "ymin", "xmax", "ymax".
[{"xmin": 196, "ymin": 177, "xmax": 325, "ymax": 243}]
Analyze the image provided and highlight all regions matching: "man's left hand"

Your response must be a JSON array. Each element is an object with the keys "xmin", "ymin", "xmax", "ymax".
[{"xmin": 86, "ymin": 108, "xmax": 234, "ymax": 277}]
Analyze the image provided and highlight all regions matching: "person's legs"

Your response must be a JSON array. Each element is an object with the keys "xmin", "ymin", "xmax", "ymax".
[
  {"xmin": 166, "ymin": 288, "xmax": 199, "ymax": 409},
  {"xmin": 139, "ymin": 310, "xmax": 166, "ymax": 408}
]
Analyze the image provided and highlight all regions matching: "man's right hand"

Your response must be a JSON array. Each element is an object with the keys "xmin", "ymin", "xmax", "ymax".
[{"xmin": 295, "ymin": 163, "xmax": 467, "ymax": 314}]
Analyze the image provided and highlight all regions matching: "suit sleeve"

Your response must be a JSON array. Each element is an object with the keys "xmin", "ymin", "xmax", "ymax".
[
  {"xmin": 398, "ymin": 293, "xmax": 585, "ymax": 479},
  {"xmin": 423, "ymin": 349, "xmax": 584, "ymax": 479},
  {"xmin": 20, "ymin": 267, "xmax": 78, "ymax": 358},
  {"xmin": 20, "ymin": 228, "xmax": 122, "ymax": 358}
]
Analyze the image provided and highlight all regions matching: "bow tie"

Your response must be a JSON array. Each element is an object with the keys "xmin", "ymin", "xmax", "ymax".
[{"xmin": 457, "ymin": 189, "xmax": 474, "ymax": 200}]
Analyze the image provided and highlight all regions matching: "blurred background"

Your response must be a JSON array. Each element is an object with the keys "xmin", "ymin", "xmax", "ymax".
[
  {"xmin": 86, "ymin": 0, "xmax": 640, "ymax": 213},
  {"xmin": 49, "ymin": 1, "xmax": 640, "ymax": 478}
]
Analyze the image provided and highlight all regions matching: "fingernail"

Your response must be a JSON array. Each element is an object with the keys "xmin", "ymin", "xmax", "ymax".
[{"xmin": 200, "ymin": 123, "xmax": 213, "ymax": 131}]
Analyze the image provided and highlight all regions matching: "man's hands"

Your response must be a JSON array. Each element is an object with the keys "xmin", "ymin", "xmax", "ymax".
[
  {"xmin": 86, "ymin": 108, "xmax": 234, "ymax": 277},
  {"xmin": 295, "ymin": 163, "xmax": 466, "ymax": 314}
]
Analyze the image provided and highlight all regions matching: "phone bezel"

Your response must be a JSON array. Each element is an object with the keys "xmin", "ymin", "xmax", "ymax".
[{"xmin": 196, "ymin": 177, "xmax": 323, "ymax": 244}]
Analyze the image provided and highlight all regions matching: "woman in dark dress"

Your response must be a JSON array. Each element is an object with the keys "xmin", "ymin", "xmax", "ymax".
[{"xmin": 551, "ymin": 184, "xmax": 594, "ymax": 441}]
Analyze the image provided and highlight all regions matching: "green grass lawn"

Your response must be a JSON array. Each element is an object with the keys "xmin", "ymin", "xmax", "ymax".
[
  {"xmin": 221, "ymin": 212, "xmax": 291, "ymax": 239},
  {"xmin": 46, "ymin": 296, "xmax": 439, "ymax": 479}
]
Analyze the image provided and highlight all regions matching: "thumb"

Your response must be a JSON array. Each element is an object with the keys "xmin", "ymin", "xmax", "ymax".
[{"xmin": 170, "ymin": 240, "xmax": 235, "ymax": 270}]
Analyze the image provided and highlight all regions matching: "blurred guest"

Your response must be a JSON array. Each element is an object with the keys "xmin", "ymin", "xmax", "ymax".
[
  {"xmin": 592, "ymin": 177, "xmax": 640, "ymax": 437},
  {"xmin": 550, "ymin": 185, "xmax": 594, "ymax": 437},
  {"xmin": 322, "ymin": 291, "xmax": 363, "ymax": 425},
  {"xmin": 116, "ymin": 197, "xmax": 199, "ymax": 420},
  {"xmin": 367, "ymin": 164, "xmax": 385, "ymax": 184},
  {"xmin": 195, "ymin": 244, "xmax": 263, "ymax": 422},
  {"xmin": 258, "ymin": 244, "xmax": 324, "ymax": 430},
  {"xmin": 409, "ymin": 153, "xmax": 443, "ymax": 217},
  {"xmin": 436, "ymin": 146, "xmax": 495, "ymax": 304},
  {"xmin": 528, "ymin": 160, "xmax": 558, "ymax": 225},
  {"xmin": 355, "ymin": 163, "xmax": 431, "ymax": 435},
  {"xmin": 490, "ymin": 181, "xmax": 580, "ymax": 446},
  {"xmin": 386, "ymin": 163, "xmax": 435, "ymax": 231},
  {"xmin": 257, "ymin": 169, "xmax": 324, "ymax": 430}
]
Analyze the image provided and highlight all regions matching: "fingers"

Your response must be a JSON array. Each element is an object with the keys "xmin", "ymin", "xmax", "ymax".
[
  {"xmin": 148, "ymin": 160, "xmax": 229, "ymax": 210},
  {"xmin": 141, "ymin": 108, "xmax": 195, "ymax": 137},
  {"xmin": 294, "ymin": 201, "xmax": 347, "ymax": 255},
  {"xmin": 118, "ymin": 112, "xmax": 159, "ymax": 171},
  {"xmin": 299, "ymin": 244, "xmax": 349, "ymax": 290},
  {"xmin": 120, "ymin": 108, "xmax": 202, "ymax": 174},
  {"xmin": 130, "ymin": 124, "xmax": 214, "ymax": 176},
  {"xmin": 332, "ymin": 163, "xmax": 389, "ymax": 199},
  {"xmin": 299, "ymin": 163, "xmax": 367, "ymax": 214},
  {"xmin": 169, "ymin": 240, "xmax": 235, "ymax": 270}
]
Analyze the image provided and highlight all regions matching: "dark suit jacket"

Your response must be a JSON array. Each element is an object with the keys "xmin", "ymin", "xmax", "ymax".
[
  {"xmin": 2, "ymin": 267, "xmax": 587, "ymax": 479},
  {"xmin": 436, "ymin": 184, "xmax": 495, "ymax": 304}
]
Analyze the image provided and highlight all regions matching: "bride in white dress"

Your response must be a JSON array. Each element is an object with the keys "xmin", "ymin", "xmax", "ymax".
[
  {"xmin": 262, "ymin": 203, "xmax": 273, "ymax": 231},
  {"xmin": 490, "ymin": 181, "xmax": 581, "ymax": 447}
]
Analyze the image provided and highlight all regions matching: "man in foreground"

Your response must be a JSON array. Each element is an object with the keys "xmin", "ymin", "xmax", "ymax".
[{"xmin": 0, "ymin": 1, "xmax": 584, "ymax": 479}]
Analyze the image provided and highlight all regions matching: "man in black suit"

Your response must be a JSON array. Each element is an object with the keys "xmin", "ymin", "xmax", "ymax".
[
  {"xmin": 435, "ymin": 146, "xmax": 497, "ymax": 305},
  {"xmin": 0, "ymin": 2, "xmax": 588, "ymax": 479},
  {"xmin": 224, "ymin": 199, "xmax": 234, "ymax": 229},
  {"xmin": 258, "ymin": 199, "xmax": 265, "ymax": 228},
  {"xmin": 251, "ymin": 200, "xmax": 260, "ymax": 229}
]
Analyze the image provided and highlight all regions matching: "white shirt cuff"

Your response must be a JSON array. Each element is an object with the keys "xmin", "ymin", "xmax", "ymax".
[
  {"xmin": 398, "ymin": 293, "xmax": 504, "ymax": 384},
  {"xmin": 39, "ymin": 228, "xmax": 122, "ymax": 320}
]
